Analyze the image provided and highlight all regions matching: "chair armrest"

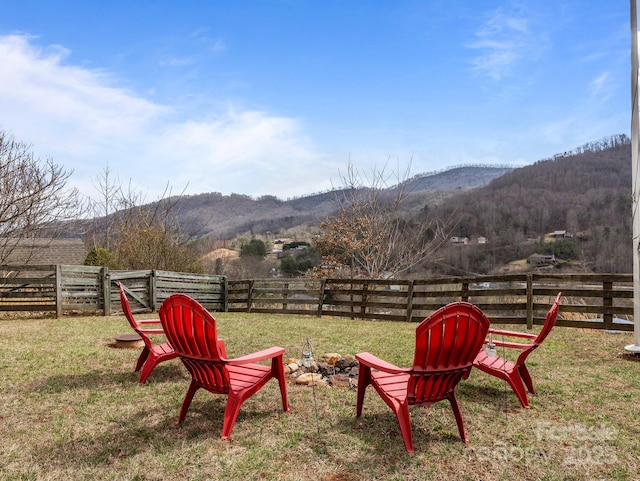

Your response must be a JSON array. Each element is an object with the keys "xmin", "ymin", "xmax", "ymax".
[
  {"xmin": 356, "ymin": 352, "xmax": 409, "ymax": 374},
  {"xmin": 137, "ymin": 319, "xmax": 162, "ymax": 325},
  {"xmin": 217, "ymin": 339, "xmax": 228, "ymax": 358},
  {"xmin": 483, "ymin": 339, "xmax": 532, "ymax": 350},
  {"xmin": 228, "ymin": 346, "xmax": 286, "ymax": 365},
  {"xmin": 138, "ymin": 328, "xmax": 165, "ymax": 335},
  {"xmin": 488, "ymin": 328, "xmax": 537, "ymax": 340}
]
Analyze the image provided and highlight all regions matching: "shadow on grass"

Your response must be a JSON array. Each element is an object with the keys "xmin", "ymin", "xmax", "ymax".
[
  {"xmin": 27, "ymin": 373, "xmax": 495, "ymax": 477},
  {"xmin": 350, "ymin": 408, "xmax": 466, "ymax": 445},
  {"xmin": 459, "ymin": 379, "xmax": 540, "ymax": 413},
  {"xmin": 32, "ymin": 388, "xmax": 285, "ymax": 469},
  {"xmin": 301, "ymin": 382, "xmax": 505, "ymax": 462},
  {"xmin": 297, "ymin": 408, "xmax": 470, "ymax": 480},
  {"xmin": 32, "ymin": 363, "xmax": 188, "ymax": 393},
  {"xmin": 459, "ymin": 381, "xmax": 515, "ymax": 402},
  {"xmin": 34, "ymin": 409, "xmax": 193, "ymax": 466}
]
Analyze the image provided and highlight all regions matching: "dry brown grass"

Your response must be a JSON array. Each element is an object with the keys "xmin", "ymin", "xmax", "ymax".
[{"xmin": 0, "ymin": 312, "xmax": 639, "ymax": 480}]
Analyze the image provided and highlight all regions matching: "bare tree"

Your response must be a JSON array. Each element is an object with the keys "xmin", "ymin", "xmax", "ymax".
[
  {"xmin": 115, "ymin": 186, "xmax": 202, "ymax": 272},
  {"xmin": 0, "ymin": 131, "xmax": 83, "ymax": 264},
  {"xmin": 85, "ymin": 174, "xmax": 203, "ymax": 273},
  {"xmin": 89, "ymin": 164, "xmax": 120, "ymax": 251},
  {"xmin": 311, "ymin": 161, "xmax": 458, "ymax": 279}
]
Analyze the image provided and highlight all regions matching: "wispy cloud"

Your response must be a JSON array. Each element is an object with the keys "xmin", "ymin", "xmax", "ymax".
[
  {"xmin": 211, "ymin": 39, "xmax": 226, "ymax": 54},
  {"xmin": 159, "ymin": 30, "xmax": 225, "ymax": 68},
  {"xmin": 190, "ymin": 28, "xmax": 226, "ymax": 55},
  {"xmin": 589, "ymin": 72, "xmax": 612, "ymax": 101},
  {"xmin": 467, "ymin": 6, "xmax": 548, "ymax": 81},
  {"xmin": 159, "ymin": 55, "xmax": 199, "ymax": 67},
  {"xmin": 0, "ymin": 34, "xmax": 332, "ymax": 199}
]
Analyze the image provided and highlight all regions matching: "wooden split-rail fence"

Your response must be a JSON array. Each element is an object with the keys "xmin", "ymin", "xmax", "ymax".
[{"xmin": 0, "ymin": 265, "xmax": 634, "ymax": 331}]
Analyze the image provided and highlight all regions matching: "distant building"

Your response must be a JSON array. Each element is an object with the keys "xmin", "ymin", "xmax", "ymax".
[
  {"xmin": 528, "ymin": 253, "xmax": 556, "ymax": 267},
  {"xmin": 477, "ymin": 236, "xmax": 487, "ymax": 244},
  {"xmin": 1, "ymin": 238, "xmax": 87, "ymax": 265},
  {"xmin": 551, "ymin": 230, "xmax": 567, "ymax": 238},
  {"xmin": 450, "ymin": 236, "xmax": 469, "ymax": 244}
]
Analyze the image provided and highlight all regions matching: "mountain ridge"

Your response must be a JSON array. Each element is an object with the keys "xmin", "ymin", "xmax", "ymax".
[{"xmin": 173, "ymin": 164, "xmax": 514, "ymax": 238}]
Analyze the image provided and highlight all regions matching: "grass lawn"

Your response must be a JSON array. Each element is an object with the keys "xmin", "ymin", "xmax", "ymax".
[{"xmin": 1, "ymin": 311, "xmax": 639, "ymax": 481}]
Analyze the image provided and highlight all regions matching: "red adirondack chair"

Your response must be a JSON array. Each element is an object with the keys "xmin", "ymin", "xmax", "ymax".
[
  {"xmin": 158, "ymin": 293, "xmax": 290, "ymax": 439},
  {"xmin": 356, "ymin": 302, "xmax": 490, "ymax": 453},
  {"xmin": 119, "ymin": 282, "xmax": 177, "ymax": 384},
  {"xmin": 473, "ymin": 292, "xmax": 562, "ymax": 408}
]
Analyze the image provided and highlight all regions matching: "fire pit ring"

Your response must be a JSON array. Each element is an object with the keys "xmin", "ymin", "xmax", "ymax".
[{"xmin": 114, "ymin": 333, "xmax": 144, "ymax": 349}]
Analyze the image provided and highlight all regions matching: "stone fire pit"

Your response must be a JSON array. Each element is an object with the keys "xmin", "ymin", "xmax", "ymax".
[{"xmin": 285, "ymin": 352, "xmax": 359, "ymax": 388}]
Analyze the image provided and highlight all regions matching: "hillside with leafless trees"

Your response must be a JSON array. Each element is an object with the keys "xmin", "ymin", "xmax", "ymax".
[{"xmin": 428, "ymin": 134, "xmax": 631, "ymax": 275}]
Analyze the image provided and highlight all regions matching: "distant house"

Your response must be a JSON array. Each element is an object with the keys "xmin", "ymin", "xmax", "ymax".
[
  {"xmin": 528, "ymin": 253, "xmax": 556, "ymax": 267},
  {"xmin": 477, "ymin": 236, "xmax": 487, "ymax": 244},
  {"xmin": 1, "ymin": 238, "xmax": 87, "ymax": 266},
  {"xmin": 450, "ymin": 236, "xmax": 469, "ymax": 244},
  {"xmin": 551, "ymin": 230, "xmax": 567, "ymax": 238}
]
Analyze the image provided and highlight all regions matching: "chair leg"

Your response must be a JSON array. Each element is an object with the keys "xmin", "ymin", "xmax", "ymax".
[
  {"xmin": 518, "ymin": 364, "xmax": 536, "ymax": 395},
  {"xmin": 393, "ymin": 401, "xmax": 414, "ymax": 453},
  {"xmin": 221, "ymin": 394, "xmax": 244, "ymax": 440},
  {"xmin": 506, "ymin": 372, "xmax": 531, "ymax": 408},
  {"xmin": 272, "ymin": 358, "xmax": 291, "ymax": 413},
  {"xmin": 447, "ymin": 392, "xmax": 469, "ymax": 443},
  {"xmin": 135, "ymin": 347, "xmax": 150, "ymax": 372},
  {"xmin": 178, "ymin": 380, "xmax": 200, "ymax": 424},
  {"xmin": 356, "ymin": 364, "xmax": 371, "ymax": 417},
  {"xmin": 138, "ymin": 353, "xmax": 158, "ymax": 384}
]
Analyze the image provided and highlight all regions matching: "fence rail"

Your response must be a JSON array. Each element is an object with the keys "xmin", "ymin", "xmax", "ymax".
[
  {"xmin": 0, "ymin": 265, "xmax": 226, "ymax": 317},
  {"xmin": 0, "ymin": 265, "xmax": 635, "ymax": 331},
  {"xmin": 227, "ymin": 274, "xmax": 634, "ymax": 331}
]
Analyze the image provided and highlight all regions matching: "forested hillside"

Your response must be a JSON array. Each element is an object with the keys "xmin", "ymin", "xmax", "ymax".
[
  {"xmin": 401, "ymin": 165, "xmax": 513, "ymax": 192},
  {"xmin": 172, "ymin": 165, "xmax": 511, "ymax": 239},
  {"xmin": 73, "ymin": 135, "xmax": 632, "ymax": 277},
  {"xmin": 430, "ymin": 135, "xmax": 631, "ymax": 275},
  {"xmin": 177, "ymin": 136, "xmax": 632, "ymax": 276}
]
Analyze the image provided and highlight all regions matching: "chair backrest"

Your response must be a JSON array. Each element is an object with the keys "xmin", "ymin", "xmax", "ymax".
[
  {"xmin": 159, "ymin": 293, "xmax": 230, "ymax": 391},
  {"xmin": 533, "ymin": 292, "xmax": 562, "ymax": 346},
  {"xmin": 118, "ymin": 282, "xmax": 153, "ymax": 349},
  {"xmin": 409, "ymin": 302, "xmax": 490, "ymax": 404}
]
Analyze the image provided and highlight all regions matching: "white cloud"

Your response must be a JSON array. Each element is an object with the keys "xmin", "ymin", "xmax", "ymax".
[
  {"xmin": 588, "ymin": 72, "xmax": 613, "ymax": 102},
  {"xmin": 467, "ymin": 7, "xmax": 548, "ymax": 81},
  {"xmin": 0, "ymin": 34, "xmax": 333, "ymax": 200},
  {"xmin": 0, "ymin": 35, "xmax": 165, "ymax": 153}
]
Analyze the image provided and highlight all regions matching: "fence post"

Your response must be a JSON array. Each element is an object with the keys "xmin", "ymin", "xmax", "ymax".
[
  {"xmin": 149, "ymin": 270, "xmax": 157, "ymax": 311},
  {"xmin": 405, "ymin": 280, "xmax": 414, "ymax": 323},
  {"xmin": 349, "ymin": 280, "xmax": 355, "ymax": 319},
  {"xmin": 317, "ymin": 279, "xmax": 326, "ymax": 317},
  {"xmin": 526, "ymin": 274, "xmax": 533, "ymax": 329},
  {"xmin": 223, "ymin": 277, "xmax": 229, "ymax": 312},
  {"xmin": 55, "ymin": 265, "xmax": 63, "ymax": 318},
  {"xmin": 101, "ymin": 267, "xmax": 110, "ymax": 316},
  {"xmin": 603, "ymin": 280, "xmax": 613, "ymax": 327},
  {"xmin": 361, "ymin": 280, "xmax": 369, "ymax": 317},
  {"xmin": 283, "ymin": 282, "xmax": 289, "ymax": 310},
  {"xmin": 247, "ymin": 280, "xmax": 254, "ymax": 313},
  {"xmin": 461, "ymin": 281, "xmax": 469, "ymax": 302}
]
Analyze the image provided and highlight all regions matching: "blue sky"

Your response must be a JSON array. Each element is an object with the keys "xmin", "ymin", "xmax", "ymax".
[{"xmin": 0, "ymin": 1, "xmax": 631, "ymax": 200}]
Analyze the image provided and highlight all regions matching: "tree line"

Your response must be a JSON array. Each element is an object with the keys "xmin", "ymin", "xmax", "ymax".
[
  {"xmin": 427, "ymin": 135, "xmax": 632, "ymax": 275},
  {"xmin": 1, "ymin": 129, "xmax": 633, "ymax": 278}
]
